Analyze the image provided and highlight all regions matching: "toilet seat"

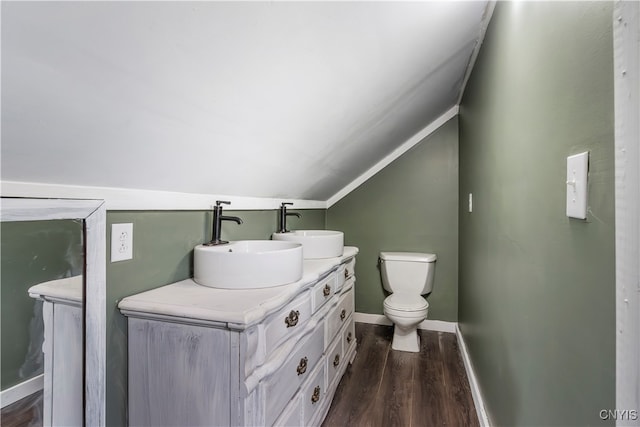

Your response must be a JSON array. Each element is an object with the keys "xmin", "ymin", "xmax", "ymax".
[
  {"xmin": 384, "ymin": 293, "xmax": 428, "ymax": 311},
  {"xmin": 383, "ymin": 293, "xmax": 428, "ymax": 318}
]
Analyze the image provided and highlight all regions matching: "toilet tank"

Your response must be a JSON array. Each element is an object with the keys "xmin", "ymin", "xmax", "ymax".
[{"xmin": 379, "ymin": 252, "xmax": 437, "ymax": 295}]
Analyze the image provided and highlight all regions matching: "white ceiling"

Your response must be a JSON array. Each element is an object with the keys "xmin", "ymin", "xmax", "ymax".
[{"xmin": 2, "ymin": 1, "xmax": 490, "ymax": 203}]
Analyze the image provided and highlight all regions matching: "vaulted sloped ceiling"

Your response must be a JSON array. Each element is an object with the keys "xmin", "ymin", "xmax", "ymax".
[{"xmin": 1, "ymin": 1, "xmax": 490, "ymax": 202}]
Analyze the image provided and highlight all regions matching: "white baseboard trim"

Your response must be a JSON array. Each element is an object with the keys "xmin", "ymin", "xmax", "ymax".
[
  {"xmin": 353, "ymin": 312, "xmax": 392, "ymax": 326},
  {"xmin": 456, "ymin": 325, "xmax": 490, "ymax": 427},
  {"xmin": 0, "ymin": 374, "xmax": 44, "ymax": 408},
  {"xmin": 353, "ymin": 312, "xmax": 456, "ymax": 333}
]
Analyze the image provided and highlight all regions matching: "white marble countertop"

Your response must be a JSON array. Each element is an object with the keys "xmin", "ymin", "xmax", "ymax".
[
  {"xmin": 118, "ymin": 246, "xmax": 358, "ymax": 328},
  {"xmin": 28, "ymin": 275, "xmax": 83, "ymax": 305}
]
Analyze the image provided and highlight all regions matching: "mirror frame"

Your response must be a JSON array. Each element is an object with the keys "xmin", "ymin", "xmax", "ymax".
[{"xmin": 1, "ymin": 198, "xmax": 106, "ymax": 426}]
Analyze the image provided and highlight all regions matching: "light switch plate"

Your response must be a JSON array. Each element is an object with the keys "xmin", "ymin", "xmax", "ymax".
[
  {"xmin": 111, "ymin": 223, "xmax": 133, "ymax": 262},
  {"xmin": 566, "ymin": 152, "xmax": 589, "ymax": 219}
]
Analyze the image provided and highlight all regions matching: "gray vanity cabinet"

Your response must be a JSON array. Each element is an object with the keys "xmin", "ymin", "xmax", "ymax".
[
  {"xmin": 120, "ymin": 248, "xmax": 358, "ymax": 427},
  {"xmin": 28, "ymin": 276, "xmax": 84, "ymax": 427},
  {"xmin": 127, "ymin": 320, "xmax": 232, "ymax": 425}
]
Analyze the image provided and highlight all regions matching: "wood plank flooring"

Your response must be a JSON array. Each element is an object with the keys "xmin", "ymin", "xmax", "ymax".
[{"xmin": 323, "ymin": 323, "xmax": 479, "ymax": 427}]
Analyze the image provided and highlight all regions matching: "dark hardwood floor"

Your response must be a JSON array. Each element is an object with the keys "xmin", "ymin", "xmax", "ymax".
[{"xmin": 323, "ymin": 323, "xmax": 479, "ymax": 427}]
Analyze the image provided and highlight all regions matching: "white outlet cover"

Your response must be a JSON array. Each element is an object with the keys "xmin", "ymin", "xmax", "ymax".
[
  {"xmin": 566, "ymin": 152, "xmax": 589, "ymax": 219},
  {"xmin": 111, "ymin": 223, "xmax": 133, "ymax": 262}
]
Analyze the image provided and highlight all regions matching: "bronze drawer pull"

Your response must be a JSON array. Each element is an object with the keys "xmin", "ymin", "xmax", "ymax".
[
  {"xmin": 340, "ymin": 309, "xmax": 346, "ymax": 321},
  {"xmin": 297, "ymin": 357, "xmax": 308, "ymax": 375},
  {"xmin": 344, "ymin": 269, "xmax": 349, "ymax": 279},
  {"xmin": 311, "ymin": 386, "xmax": 321, "ymax": 403},
  {"xmin": 347, "ymin": 332, "xmax": 353, "ymax": 343},
  {"xmin": 333, "ymin": 354, "xmax": 340, "ymax": 367},
  {"xmin": 323, "ymin": 284, "xmax": 331, "ymax": 297},
  {"xmin": 285, "ymin": 310, "xmax": 300, "ymax": 328}
]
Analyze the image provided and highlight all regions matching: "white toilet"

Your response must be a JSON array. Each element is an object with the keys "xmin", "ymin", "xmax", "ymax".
[{"xmin": 379, "ymin": 251, "xmax": 437, "ymax": 353}]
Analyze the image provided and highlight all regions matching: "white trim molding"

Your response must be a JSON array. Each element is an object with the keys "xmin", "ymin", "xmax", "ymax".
[
  {"xmin": 353, "ymin": 312, "xmax": 456, "ymax": 334},
  {"xmin": 0, "ymin": 181, "xmax": 326, "ymax": 211},
  {"xmin": 0, "ymin": 375, "xmax": 44, "ymax": 409},
  {"xmin": 456, "ymin": 325, "xmax": 491, "ymax": 427},
  {"xmin": 614, "ymin": 2, "xmax": 640, "ymax": 424},
  {"xmin": 327, "ymin": 106, "xmax": 459, "ymax": 207},
  {"xmin": 456, "ymin": 2, "xmax": 496, "ymax": 106}
]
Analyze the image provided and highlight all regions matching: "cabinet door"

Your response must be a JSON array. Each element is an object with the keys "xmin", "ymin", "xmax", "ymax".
[{"xmin": 128, "ymin": 319, "xmax": 231, "ymax": 426}]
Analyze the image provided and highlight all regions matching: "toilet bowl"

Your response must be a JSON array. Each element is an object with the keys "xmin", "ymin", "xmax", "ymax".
[{"xmin": 379, "ymin": 252, "xmax": 436, "ymax": 353}]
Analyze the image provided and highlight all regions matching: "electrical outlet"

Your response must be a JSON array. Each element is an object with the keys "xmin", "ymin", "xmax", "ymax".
[{"xmin": 111, "ymin": 223, "xmax": 133, "ymax": 262}]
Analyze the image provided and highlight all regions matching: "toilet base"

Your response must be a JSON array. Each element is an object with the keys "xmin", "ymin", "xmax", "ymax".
[{"xmin": 391, "ymin": 325, "xmax": 420, "ymax": 353}]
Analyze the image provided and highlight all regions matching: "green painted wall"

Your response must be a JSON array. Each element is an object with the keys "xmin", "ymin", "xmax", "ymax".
[
  {"xmin": 1, "ymin": 220, "xmax": 83, "ymax": 390},
  {"xmin": 327, "ymin": 117, "xmax": 459, "ymax": 321},
  {"xmin": 105, "ymin": 209, "xmax": 324, "ymax": 426},
  {"xmin": 458, "ymin": 2, "xmax": 615, "ymax": 426}
]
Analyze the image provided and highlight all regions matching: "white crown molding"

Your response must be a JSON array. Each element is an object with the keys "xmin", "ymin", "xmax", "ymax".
[
  {"xmin": 326, "ymin": 105, "xmax": 459, "ymax": 208},
  {"xmin": 0, "ymin": 181, "xmax": 326, "ymax": 211},
  {"xmin": 457, "ymin": 1, "xmax": 496, "ymax": 105}
]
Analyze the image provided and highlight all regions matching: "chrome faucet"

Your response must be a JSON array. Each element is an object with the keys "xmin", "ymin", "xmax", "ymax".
[
  {"xmin": 204, "ymin": 200, "xmax": 243, "ymax": 246},
  {"xmin": 278, "ymin": 202, "xmax": 301, "ymax": 233}
]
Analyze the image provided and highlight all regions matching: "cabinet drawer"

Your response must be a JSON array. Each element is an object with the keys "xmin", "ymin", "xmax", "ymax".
[
  {"xmin": 264, "ymin": 291, "xmax": 312, "ymax": 356},
  {"xmin": 344, "ymin": 257, "xmax": 356, "ymax": 279},
  {"xmin": 344, "ymin": 317, "xmax": 356, "ymax": 352},
  {"xmin": 273, "ymin": 393, "xmax": 301, "ymax": 427},
  {"xmin": 263, "ymin": 325, "xmax": 324, "ymax": 426},
  {"xmin": 325, "ymin": 332, "xmax": 344, "ymax": 390},
  {"xmin": 311, "ymin": 273, "xmax": 336, "ymax": 314},
  {"xmin": 325, "ymin": 289, "xmax": 354, "ymax": 349},
  {"xmin": 342, "ymin": 276, "xmax": 355, "ymax": 293},
  {"xmin": 335, "ymin": 265, "xmax": 346, "ymax": 292},
  {"xmin": 335, "ymin": 257, "xmax": 355, "ymax": 292},
  {"xmin": 301, "ymin": 362, "xmax": 326, "ymax": 426}
]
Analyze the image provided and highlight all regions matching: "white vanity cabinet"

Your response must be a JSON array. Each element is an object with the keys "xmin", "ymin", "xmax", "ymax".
[
  {"xmin": 119, "ymin": 247, "xmax": 358, "ymax": 427},
  {"xmin": 28, "ymin": 276, "xmax": 84, "ymax": 427}
]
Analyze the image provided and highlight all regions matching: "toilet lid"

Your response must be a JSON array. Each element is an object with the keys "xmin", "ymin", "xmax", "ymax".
[{"xmin": 384, "ymin": 293, "xmax": 428, "ymax": 311}]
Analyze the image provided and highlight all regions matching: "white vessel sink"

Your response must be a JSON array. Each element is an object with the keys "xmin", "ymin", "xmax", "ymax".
[
  {"xmin": 193, "ymin": 240, "xmax": 303, "ymax": 289},
  {"xmin": 272, "ymin": 230, "xmax": 344, "ymax": 259}
]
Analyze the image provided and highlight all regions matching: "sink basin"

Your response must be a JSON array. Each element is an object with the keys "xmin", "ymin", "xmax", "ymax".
[
  {"xmin": 193, "ymin": 240, "xmax": 303, "ymax": 289},
  {"xmin": 272, "ymin": 230, "xmax": 344, "ymax": 259}
]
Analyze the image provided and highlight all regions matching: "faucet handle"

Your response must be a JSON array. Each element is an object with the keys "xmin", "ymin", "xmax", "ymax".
[
  {"xmin": 216, "ymin": 200, "xmax": 231, "ymax": 206},
  {"xmin": 281, "ymin": 202, "xmax": 294, "ymax": 208}
]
